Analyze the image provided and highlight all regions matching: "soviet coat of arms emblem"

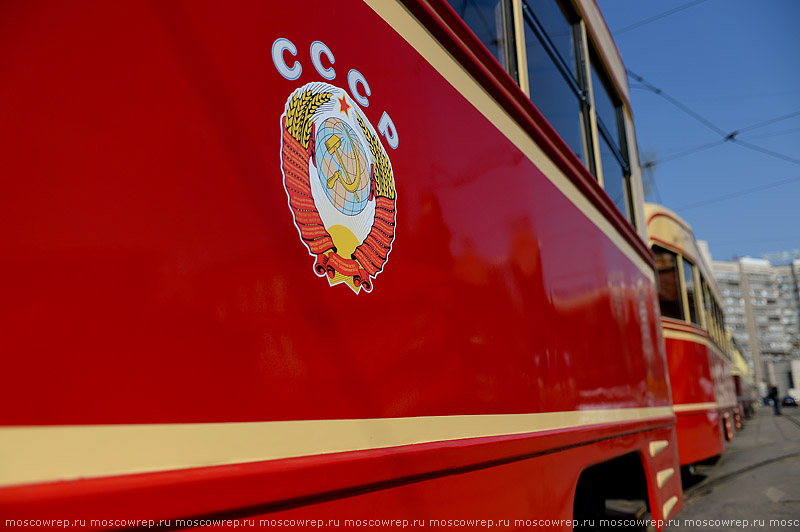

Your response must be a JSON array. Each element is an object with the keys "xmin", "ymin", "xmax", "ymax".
[{"xmin": 280, "ymin": 82, "xmax": 396, "ymax": 294}]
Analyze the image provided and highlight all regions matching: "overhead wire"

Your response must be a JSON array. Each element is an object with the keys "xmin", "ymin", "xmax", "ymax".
[
  {"xmin": 629, "ymin": 71, "xmax": 800, "ymax": 168},
  {"xmin": 627, "ymin": 70, "xmax": 727, "ymax": 137},
  {"xmin": 639, "ymin": 156, "xmax": 663, "ymax": 203},
  {"xmin": 612, "ymin": 0, "xmax": 712, "ymax": 35},
  {"xmin": 655, "ymin": 139, "xmax": 728, "ymax": 164},
  {"xmin": 614, "ymin": 8, "xmax": 800, "ymax": 249},
  {"xmin": 730, "ymin": 110, "xmax": 800, "ymax": 136},
  {"xmin": 730, "ymin": 139, "xmax": 800, "ymax": 166},
  {"xmin": 627, "ymin": 71, "xmax": 800, "ymax": 210},
  {"xmin": 674, "ymin": 175, "xmax": 800, "ymax": 211},
  {"xmin": 740, "ymin": 126, "xmax": 800, "ymax": 141}
]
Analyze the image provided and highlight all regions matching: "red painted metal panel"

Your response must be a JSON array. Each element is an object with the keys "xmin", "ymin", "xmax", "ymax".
[
  {"xmin": 0, "ymin": 0, "xmax": 677, "ymax": 525},
  {"xmin": 663, "ymin": 332, "xmax": 735, "ymax": 464},
  {"xmin": 675, "ymin": 411, "xmax": 724, "ymax": 466},
  {"xmin": 2, "ymin": 0, "xmax": 668, "ymax": 425},
  {"xmin": 240, "ymin": 428, "xmax": 681, "ymax": 531},
  {"xmin": 664, "ymin": 337, "xmax": 715, "ymax": 407}
]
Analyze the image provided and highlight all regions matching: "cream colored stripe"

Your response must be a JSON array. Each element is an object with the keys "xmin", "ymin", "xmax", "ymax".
[
  {"xmin": 0, "ymin": 408, "xmax": 673, "ymax": 488},
  {"xmin": 662, "ymin": 328, "xmax": 705, "ymax": 344},
  {"xmin": 574, "ymin": 0, "xmax": 628, "ymax": 104},
  {"xmin": 511, "ymin": 0, "xmax": 529, "ymax": 97},
  {"xmin": 363, "ymin": 0, "xmax": 654, "ymax": 281},
  {"xmin": 649, "ymin": 440, "xmax": 669, "ymax": 457},
  {"xmin": 661, "ymin": 321, "xmax": 702, "ymax": 335},
  {"xmin": 657, "ymin": 467, "xmax": 674, "ymax": 488},
  {"xmin": 663, "ymin": 495, "xmax": 679, "ymax": 520},
  {"xmin": 673, "ymin": 402, "xmax": 718, "ymax": 413}
]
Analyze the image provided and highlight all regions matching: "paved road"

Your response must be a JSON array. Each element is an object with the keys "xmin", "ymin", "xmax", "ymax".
[{"xmin": 664, "ymin": 407, "xmax": 800, "ymax": 532}]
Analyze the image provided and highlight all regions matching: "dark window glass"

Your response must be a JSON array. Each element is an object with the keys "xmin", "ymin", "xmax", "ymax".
[
  {"xmin": 653, "ymin": 246, "xmax": 683, "ymax": 320},
  {"xmin": 702, "ymin": 279, "xmax": 713, "ymax": 335},
  {"xmin": 591, "ymin": 64, "xmax": 620, "ymax": 150},
  {"xmin": 447, "ymin": 0, "xmax": 518, "ymax": 80},
  {"xmin": 714, "ymin": 299, "xmax": 725, "ymax": 346},
  {"xmin": 521, "ymin": 1, "xmax": 590, "ymax": 167},
  {"xmin": 591, "ymin": 60, "xmax": 634, "ymax": 224},
  {"xmin": 714, "ymin": 302, "xmax": 721, "ymax": 343},
  {"xmin": 525, "ymin": 0, "xmax": 577, "ymax": 78},
  {"xmin": 599, "ymin": 136, "xmax": 628, "ymax": 218},
  {"xmin": 683, "ymin": 259, "xmax": 699, "ymax": 325}
]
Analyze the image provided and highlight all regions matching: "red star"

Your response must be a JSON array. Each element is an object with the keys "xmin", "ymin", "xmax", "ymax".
[{"xmin": 338, "ymin": 95, "xmax": 350, "ymax": 117}]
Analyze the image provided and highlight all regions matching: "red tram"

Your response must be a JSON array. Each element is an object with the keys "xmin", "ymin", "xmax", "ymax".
[
  {"xmin": 729, "ymin": 333, "xmax": 757, "ymax": 422},
  {"xmin": 645, "ymin": 204, "xmax": 738, "ymax": 467},
  {"xmin": 2, "ymin": 1, "xmax": 681, "ymax": 529}
]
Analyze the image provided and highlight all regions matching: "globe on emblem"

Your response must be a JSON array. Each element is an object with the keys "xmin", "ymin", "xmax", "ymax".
[{"xmin": 314, "ymin": 117, "xmax": 371, "ymax": 215}]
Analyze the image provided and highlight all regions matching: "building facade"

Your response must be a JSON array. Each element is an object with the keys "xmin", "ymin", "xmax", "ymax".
[{"xmin": 711, "ymin": 258, "xmax": 800, "ymax": 398}]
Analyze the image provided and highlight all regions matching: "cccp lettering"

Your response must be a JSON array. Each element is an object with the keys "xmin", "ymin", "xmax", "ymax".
[{"xmin": 271, "ymin": 37, "xmax": 398, "ymax": 149}]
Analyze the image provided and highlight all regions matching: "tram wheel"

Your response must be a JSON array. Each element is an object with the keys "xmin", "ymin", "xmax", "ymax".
[{"xmin": 723, "ymin": 417, "xmax": 734, "ymax": 441}]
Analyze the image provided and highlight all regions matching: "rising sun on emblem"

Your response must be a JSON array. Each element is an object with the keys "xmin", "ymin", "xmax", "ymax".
[{"xmin": 280, "ymin": 82, "xmax": 396, "ymax": 294}]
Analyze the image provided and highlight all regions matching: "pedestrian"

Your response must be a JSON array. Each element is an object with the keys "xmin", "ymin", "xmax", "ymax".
[{"xmin": 769, "ymin": 384, "xmax": 781, "ymax": 415}]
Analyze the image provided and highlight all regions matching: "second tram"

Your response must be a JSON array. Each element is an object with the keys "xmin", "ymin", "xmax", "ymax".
[{"xmin": 646, "ymin": 203, "xmax": 738, "ymax": 466}]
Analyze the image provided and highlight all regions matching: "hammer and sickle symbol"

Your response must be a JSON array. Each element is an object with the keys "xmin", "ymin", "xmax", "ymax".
[{"xmin": 325, "ymin": 126, "xmax": 362, "ymax": 201}]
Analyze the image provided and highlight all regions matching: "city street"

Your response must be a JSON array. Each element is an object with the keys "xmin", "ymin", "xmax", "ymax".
[{"xmin": 665, "ymin": 408, "xmax": 800, "ymax": 531}]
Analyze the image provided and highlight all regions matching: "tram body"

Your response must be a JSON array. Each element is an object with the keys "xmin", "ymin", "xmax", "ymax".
[
  {"xmin": 645, "ymin": 204, "xmax": 738, "ymax": 466},
  {"xmin": 2, "ymin": 1, "xmax": 681, "ymax": 528},
  {"xmin": 729, "ymin": 335, "xmax": 757, "ymax": 422}
]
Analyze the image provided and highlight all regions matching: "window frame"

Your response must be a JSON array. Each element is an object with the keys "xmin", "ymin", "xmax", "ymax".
[
  {"xmin": 681, "ymin": 257, "xmax": 700, "ymax": 326},
  {"xmin": 588, "ymin": 54, "xmax": 634, "ymax": 224},
  {"xmin": 517, "ymin": 0, "xmax": 597, "ymax": 176},
  {"xmin": 518, "ymin": 0, "xmax": 635, "ymax": 226},
  {"xmin": 701, "ymin": 277, "xmax": 713, "ymax": 334},
  {"xmin": 653, "ymin": 244, "xmax": 685, "ymax": 321},
  {"xmin": 441, "ymin": 0, "xmax": 643, "ymax": 232},
  {"xmin": 446, "ymin": 0, "xmax": 520, "ymax": 82}
]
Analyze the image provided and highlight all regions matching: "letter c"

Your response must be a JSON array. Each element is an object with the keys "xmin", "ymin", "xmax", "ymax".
[
  {"xmin": 272, "ymin": 38, "xmax": 301, "ymax": 80},
  {"xmin": 310, "ymin": 41, "xmax": 335, "ymax": 80},
  {"xmin": 347, "ymin": 69, "xmax": 371, "ymax": 107}
]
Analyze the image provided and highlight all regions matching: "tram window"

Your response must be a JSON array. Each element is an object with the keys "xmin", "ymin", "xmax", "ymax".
[
  {"xmin": 521, "ymin": 0, "xmax": 593, "ymax": 170},
  {"xmin": 653, "ymin": 246, "xmax": 683, "ymax": 320},
  {"xmin": 683, "ymin": 259, "xmax": 699, "ymax": 325},
  {"xmin": 713, "ymin": 300, "xmax": 718, "ymax": 341},
  {"xmin": 591, "ymin": 62, "xmax": 620, "ymax": 149},
  {"xmin": 451, "ymin": 0, "xmax": 637, "ymax": 228},
  {"xmin": 447, "ymin": 0, "xmax": 519, "ymax": 81},
  {"xmin": 524, "ymin": 0, "xmax": 577, "ymax": 79},
  {"xmin": 714, "ymin": 299, "xmax": 725, "ymax": 345},
  {"xmin": 701, "ymin": 278, "xmax": 712, "ymax": 333},
  {"xmin": 720, "ymin": 304, "xmax": 729, "ymax": 352},
  {"xmin": 598, "ymin": 133, "xmax": 629, "ymax": 218},
  {"xmin": 591, "ymin": 60, "xmax": 633, "ymax": 223},
  {"xmin": 712, "ymin": 303, "xmax": 720, "ymax": 344}
]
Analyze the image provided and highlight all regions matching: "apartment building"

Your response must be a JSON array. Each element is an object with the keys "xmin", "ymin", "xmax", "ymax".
[{"xmin": 711, "ymin": 257, "xmax": 800, "ymax": 397}]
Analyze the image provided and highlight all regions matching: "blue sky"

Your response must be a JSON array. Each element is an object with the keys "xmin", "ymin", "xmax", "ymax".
[{"xmin": 596, "ymin": 0, "xmax": 800, "ymax": 262}]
